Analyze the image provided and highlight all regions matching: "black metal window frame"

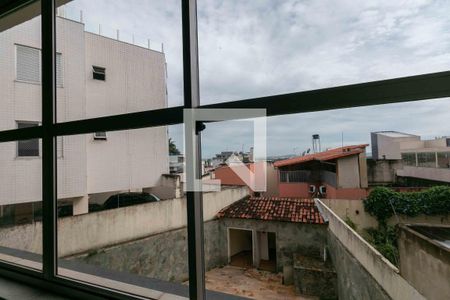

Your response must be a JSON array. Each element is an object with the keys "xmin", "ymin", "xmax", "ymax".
[{"xmin": 1, "ymin": 0, "xmax": 450, "ymax": 299}]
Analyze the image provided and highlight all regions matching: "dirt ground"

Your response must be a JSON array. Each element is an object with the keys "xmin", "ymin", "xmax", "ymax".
[{"xmin": 205, "ymin": 266, "xmax": 317, "ymax": 300}]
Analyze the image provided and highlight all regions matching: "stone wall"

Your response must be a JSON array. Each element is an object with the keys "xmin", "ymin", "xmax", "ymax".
[
  {"xmin": 71, "ymin": 220, "xmax": 227, "ymax": 283},
  {"xmin": 320, "ymin": 198, "xmax": 450, "ymax": 231}
]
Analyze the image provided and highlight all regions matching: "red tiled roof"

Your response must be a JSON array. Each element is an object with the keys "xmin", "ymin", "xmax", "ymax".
[
  {"xmin": 273, "ymin": 144, "xmax": 368, "ymax": 168},
  {"xmin": 217, "ymin": 197, "xmax": 325, "ymax": 224}
]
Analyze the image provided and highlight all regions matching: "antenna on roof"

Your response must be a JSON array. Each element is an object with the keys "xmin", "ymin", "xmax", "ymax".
[{"xmin": 341, "ymin": 132, "xmax": 344, "ymax": 150}]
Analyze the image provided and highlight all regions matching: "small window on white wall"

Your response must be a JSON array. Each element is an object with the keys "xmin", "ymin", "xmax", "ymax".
[
  {"xmin": 17, "ymin": 122, "xmax": 39, "ymax": 157},
  {"xmin": 92, "ymin": 66, "xmax": 106, "ymax": 81},
  {"xmin": 16, "ymin": 45, "xmax": 40, "ymax": 83},
  {"xmin": 93, "ymin": 132, "xmax": 107, "ymax": 140}
]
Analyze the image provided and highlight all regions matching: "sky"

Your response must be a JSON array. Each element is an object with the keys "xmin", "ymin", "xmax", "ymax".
[{"xmin": 64, "ymin": 0, "xmax": 450, "ymax": 158}]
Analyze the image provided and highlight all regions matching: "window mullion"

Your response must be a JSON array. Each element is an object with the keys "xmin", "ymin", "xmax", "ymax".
[
  {"xmin": 41, "ymin": 0, "xmax": 57, "ymax": 281},
  {"xmin": 182, "ymin": 0, "xmax": 205, "ymax": 299}
]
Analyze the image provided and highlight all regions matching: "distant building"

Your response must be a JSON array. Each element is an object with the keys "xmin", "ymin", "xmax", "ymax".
[
  {"xmin": 169, "ymin": 154, "xmax": 184, "ymax": 174},
  {"xmin": 210, "ymin": 150, "xmax": 252, "ymax": 168},
  {"xmin": 211, "ymin": 161, "xmax": 279, "ymax": 197},
  {"xmin": 370, "ymin": 131, "xmax": 450, "ymax": 185},
  {"xmin": 274, "ymin": 145, "xmax": 369, "ymax": 200}
]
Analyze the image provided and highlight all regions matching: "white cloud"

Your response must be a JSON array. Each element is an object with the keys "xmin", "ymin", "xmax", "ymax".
[{"xmin": 64, "ymin": 0, "xmax": 450, "ymax": 158}]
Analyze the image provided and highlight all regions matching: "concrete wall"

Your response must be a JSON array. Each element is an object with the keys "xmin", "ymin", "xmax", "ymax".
[
  {"xmin": 324, "ymin": 183, "xmax": 368, "ymax": 200},
  {"xmin": 316, "ymin": 199, "xmax": 426, "ymax": 300},
  {"xmin": 221, "ymin": 218, "xmax": 327, "ymax": 272},
  {"xmin": 229, "ymin": 228, "xmax": 252, "ymax": 257},
  {"xmin": 397, "ymin": 165, "xmax": 450, "ymax": 183},
  {"xmin": 337, "ymin": 155, "xmax": 361, "ymax": 189},
  {"xmin": 398, "ymin": 225, "xmax": 450, "ymax": 300},
  {"xmin": 367, "ymin": 159, "xmax": 403, "ymax": 185},
  {"xmin": 278, "ymin": 182, "xmax": 310, "ymax": 198},
  {"xmin": 320, "ymin": 198, "xmax": 450, "ymax": 231},
  {"xmin": 358, "ymin": 152, "xmax": 369, "ymax": 188},
  {"xmin": 0, "ymin": 186, "xmax": 248, "ymax": 257}
]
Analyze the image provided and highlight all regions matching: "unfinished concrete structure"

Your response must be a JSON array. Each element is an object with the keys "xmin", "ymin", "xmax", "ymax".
[
  {"xmin": 398, "ymin": 224, "xmax": 450, "ymax": 300},
  {"xmin": 370, "ymin": 131, "xmax": 450, "ymax": 185}
]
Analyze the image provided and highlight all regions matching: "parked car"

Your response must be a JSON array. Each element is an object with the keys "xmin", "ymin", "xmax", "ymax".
[
  {"xmin": 102, "ymin": 192, "xmax": 160, "ymax": 210},
  {"xmin": 57, "ymin": 205, "xmax": 73, "ymax": 218}
]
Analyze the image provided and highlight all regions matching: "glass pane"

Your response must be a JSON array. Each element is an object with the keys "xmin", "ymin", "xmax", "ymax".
[
  {"xmin": 198, "ymin": 1, "xmax": 450, "ymax": 104},
  {"xmin": 401, "ymin": 153, "xmax": 416, "ymax": 166},
  {"xmin": 56, "ymin": 127, "xmax": 190, "ymax": 299},
  {"xmin": 437, "ymin": 152, "xmax": 450, "ymax": 169},
  {"xmin": 0, "ymin": 140, "xmax": 42, "ymax": 270},
  {"xmin": 417, "ymin": 152, "xmax": 436, "ymax": 168},
  {"xmin": 200, "ymin": 98, "xmax": 450, "ymax": 298},
  {"xmin": 55, "ymin": 0, "xmax": 183, "ymax": 124},
  {"xmin": 0, "ymin": 1, "xmax": 42, "ymax": 131}
]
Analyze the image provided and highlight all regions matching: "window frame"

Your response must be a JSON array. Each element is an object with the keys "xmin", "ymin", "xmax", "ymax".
[
  {"xmin": 1, "ymin": 0, "xmax": 450, "ymax": 299},
  {"xmin": 15, "ymin": 44, "xmax": 63, "ymax": 86},
  {"xmin": 15, "ymin": 43, "xmax": 41, "ymax": 84},
  {"xmin": 92, "ymin": 66, "xmax": 106, "ymax": 81}
]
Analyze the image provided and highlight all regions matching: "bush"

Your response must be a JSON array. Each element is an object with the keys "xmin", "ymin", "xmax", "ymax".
[
  {"xmin": 365, "ymin": 225, "xmax": 399, "ymax": 266},
  {"xmin": 364, "ymin": 186, "xmax": 450, "ymax": 224}
]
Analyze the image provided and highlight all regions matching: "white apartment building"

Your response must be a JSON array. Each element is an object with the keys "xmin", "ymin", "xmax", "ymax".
[
  {"xmin": 370, "ymin": 131, "xmax": 450, "ymax": 184},
  {"xmin": 0, "ymin": 15, "xmax": 169, "ymax": 217}
]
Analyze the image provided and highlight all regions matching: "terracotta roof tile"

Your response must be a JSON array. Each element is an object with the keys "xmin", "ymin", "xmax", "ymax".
[
  {"xmin": 273, "ymin": 144, "xmax": 368, "ymax": 168},
  {"xmin": 217, "ymin": 197, "xmax": 325, "ymax": 224}
]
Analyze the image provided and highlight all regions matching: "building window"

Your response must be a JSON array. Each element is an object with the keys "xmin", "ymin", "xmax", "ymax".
[
  {"xmin": 17, "ymin": 122, "xmax": 39, "ymax": 157},
  {"xmin": 417, "ymin": 152, "xmax": 436, "ymax": 168},
  {"xmin": 92, "ymin": 66, "xmax": 106, "ymax": 81},
  {"xmin": 16, "ymin": 45, "xmax": 63, "ymax": 86},
  {"xmin": 16, "ymin": 45, "xmax": 40, "ymax": 83},
  {"xmin": 437, "ymin": 152, "xmax": 450, "ymax": 168},
  {"xmin": 93, "ymin": 132, "xmax": 107, "ymax": 140},
  {"xmin": 447, "ymin": 138, "xmax": 450, "ymax": 147},
  {"xmin": 401, "ymin": 153, "xmax": 416, "ymax": 166}
]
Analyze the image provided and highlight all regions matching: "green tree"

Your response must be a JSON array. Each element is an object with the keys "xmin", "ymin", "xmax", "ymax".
[{"xmin": 169, "ymin": 138, "xmax": 180, "ymax": 155}]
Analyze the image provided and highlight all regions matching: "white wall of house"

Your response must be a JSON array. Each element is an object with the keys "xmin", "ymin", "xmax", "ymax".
[
  {"xmin": 0, "ymin": 16, "xmax": 168, "ymax": 207},
  {"xmin": 84, "ymin": 32, "xmax": 168, "ymax": 195}
]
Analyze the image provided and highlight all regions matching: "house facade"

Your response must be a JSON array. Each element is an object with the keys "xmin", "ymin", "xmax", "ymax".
[
  {"xmin": 0, "ymin": 15, "xmax": 169, "ymax": 218},
  {"xmin": 274, "ymin": 145, "xmax": 369, "ymax": 200}
]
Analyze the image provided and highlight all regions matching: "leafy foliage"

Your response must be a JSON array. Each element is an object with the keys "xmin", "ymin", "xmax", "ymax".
[
  {"xmin": 344, "ymin": 216, "xmax": 357, "ymax": 231},
  {"xmin": 365, "ymin": 225, "xmax": 399, "ymax": 266},
  {"xmin": 364, "ymin": 186, "xmax": 450, "ymax": 224},
  {"xmin": 169, "ymin": 138, "xmax": 180, "ymax": 155}
]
